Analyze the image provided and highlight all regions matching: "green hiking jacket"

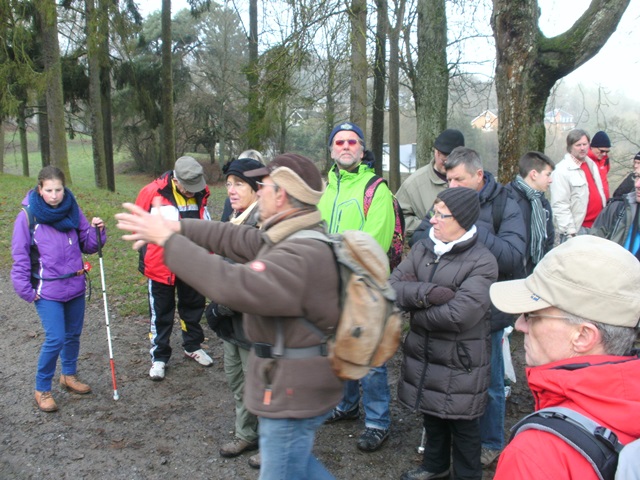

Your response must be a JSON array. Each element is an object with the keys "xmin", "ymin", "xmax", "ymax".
[{"xmin": 318, "ymin": 163, "xmax": 395, "ymax": 252}]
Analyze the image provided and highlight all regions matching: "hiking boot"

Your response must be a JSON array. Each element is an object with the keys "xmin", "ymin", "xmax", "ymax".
[
  {"xmin": 184, "ymin": 349, "xmax": 213, "ymax": 367},
  {"xmin": 400, "ymin": 466, "xmax": 450, "ymax": 480},
  {"xmin": 480, "ymin": 447, "xmax": 501, "ymax": 467},
  {"xmin": 219, "ymin": 438, "xmax": 259, "ymax": 458},
  {"xmin": 35, "ymin": 391, "xmax": 58, "ymax": 412},
  {"xmin": 248, "ymin": 452, "xmax": 261, "ymax": 469},
  {"xmin": 149, "ymin": 361, "xmax": 166, "ymax": 381},
  {"xmin": 357, "ymin": 427, "xmax": 389, "ymax": 452},
  {"xmin": 324, "ymin": 406, "xmax": 359, "ymax": 424},
  {"xmin": 59, "ymin": 374, "xmax": 91, "ymax": 394}
]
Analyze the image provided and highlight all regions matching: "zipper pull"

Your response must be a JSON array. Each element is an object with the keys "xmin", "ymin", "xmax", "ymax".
[{"xmin": 263, "ymin": 385, "xmax": 272, "ymax": 406}]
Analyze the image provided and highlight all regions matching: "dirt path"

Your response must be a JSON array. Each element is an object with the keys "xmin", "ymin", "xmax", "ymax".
[{"xmin": 0, "ymin": 271, "xmax": 533, "ymax": 479}]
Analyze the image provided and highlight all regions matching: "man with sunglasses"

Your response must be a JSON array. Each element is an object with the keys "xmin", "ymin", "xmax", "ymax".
[
  {"xmin": 318, "ymin": 121, "xmax": 396, "ymax": 452},
  {"xmin": 490, "ymin": 236, "xmax": 640, "ymax": 479}
]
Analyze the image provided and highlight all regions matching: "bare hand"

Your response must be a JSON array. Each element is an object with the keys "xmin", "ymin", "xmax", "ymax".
[
  {"xmin": 115, "ymin": 199, "xmax": 180, "ymax": 250},
  {"xmin": 91, "ymin": 217, "xmax": 105, "ymax": 230}
]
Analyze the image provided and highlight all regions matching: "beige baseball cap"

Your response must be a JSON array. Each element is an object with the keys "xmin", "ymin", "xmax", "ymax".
[{"xmin": 490, "ymin": 236, "xmax": 640, "ymax": 327}]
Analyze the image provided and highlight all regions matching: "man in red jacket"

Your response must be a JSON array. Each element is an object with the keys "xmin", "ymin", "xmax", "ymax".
[
  {"xmin": 135, "ymin": 156, "xmax": 213, "ymax": 381},
  {"xmin": 489, "ymin": 236, "xmax": 640, "ymax": 480}
]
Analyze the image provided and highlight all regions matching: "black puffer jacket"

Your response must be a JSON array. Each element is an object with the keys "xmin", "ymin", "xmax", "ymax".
[{"xmin": 390, "ymin": 232, "xmax": 498, "ymax": 419}]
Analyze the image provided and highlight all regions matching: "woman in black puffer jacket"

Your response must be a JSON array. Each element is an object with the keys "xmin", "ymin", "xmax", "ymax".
[{"xmin": 390, "ymin": 187, "xmax": 498, "ymax": 480}]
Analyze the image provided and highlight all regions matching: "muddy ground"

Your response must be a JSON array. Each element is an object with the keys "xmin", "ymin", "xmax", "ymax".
[{"xmin": 0, "ymin": 271, "xmax": 533, "ymax": 480}]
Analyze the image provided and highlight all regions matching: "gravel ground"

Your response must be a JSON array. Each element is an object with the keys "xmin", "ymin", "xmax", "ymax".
[{"xmin": 0, "ymin": 271, "xmax": 533, "ymax": 479}]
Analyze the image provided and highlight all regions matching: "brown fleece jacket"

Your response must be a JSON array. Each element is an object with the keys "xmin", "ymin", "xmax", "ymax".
[{"xmin": 163, "ymin": 210, "xmax": 343, "ymax": 419}]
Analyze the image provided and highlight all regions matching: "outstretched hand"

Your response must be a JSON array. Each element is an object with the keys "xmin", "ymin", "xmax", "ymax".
[{"xmin": 115, "ymin": 198, "xmax": 180, "ymax": 250}]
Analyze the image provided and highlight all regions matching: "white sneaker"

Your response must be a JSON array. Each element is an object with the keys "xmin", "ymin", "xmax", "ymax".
[
  {"xmin": 149, "ymin": 361, "xmax": 166, "ymax": 381},
  {"xmin": 184, "ymin": 349, "xmax": 213, "ymax": 367}
]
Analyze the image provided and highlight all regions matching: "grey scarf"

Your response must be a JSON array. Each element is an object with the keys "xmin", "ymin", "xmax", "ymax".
[{"xmin": 513, "ymin": 176, "xmax": 547, "ymax": 264}]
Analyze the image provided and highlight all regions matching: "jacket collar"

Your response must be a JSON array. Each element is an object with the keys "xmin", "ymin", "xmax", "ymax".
[{"xmin": 263, "ymin": 210, "xmax": 323, "ymax": 244}]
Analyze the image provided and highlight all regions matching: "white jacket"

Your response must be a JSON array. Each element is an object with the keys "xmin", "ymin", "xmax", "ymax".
[{"xmin": 550, "ymin": 153, "xmax": 606, "ymax": 236}]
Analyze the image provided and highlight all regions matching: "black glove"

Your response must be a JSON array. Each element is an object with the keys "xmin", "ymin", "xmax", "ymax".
[{"xmin": 426, "ymin": 286, "xmax": 455, "ymax": 306}]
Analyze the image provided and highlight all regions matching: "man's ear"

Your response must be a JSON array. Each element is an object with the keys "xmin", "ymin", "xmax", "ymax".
[{"xmin": 571, "ymin": 322, "xmax": 602, "ymax": 354}]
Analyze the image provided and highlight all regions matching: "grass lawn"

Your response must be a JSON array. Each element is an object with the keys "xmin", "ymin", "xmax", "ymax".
[{"xmin": 1, "ymin": 135, "xmax": 228, "ymax": 317}]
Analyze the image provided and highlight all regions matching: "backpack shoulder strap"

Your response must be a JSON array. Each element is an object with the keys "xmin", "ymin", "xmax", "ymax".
[
  {"xmin": 364, "ymin": 175, "xmax": 386, "ymax": 218},
  {"xmin": 510, "ymin": 407, "xmax": 623, "ymax": 480},
  {"xmin": 22, "ymin": 205, "xmax": 37, "ymax": 245}
]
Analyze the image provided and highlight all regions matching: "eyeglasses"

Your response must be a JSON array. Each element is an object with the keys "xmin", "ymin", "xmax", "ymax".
[
  {"xmin": 225, "ymin": 181, "xmax": 247, "ymax": 190},
  {"xmin": 256, "ymin": 181, "xmax": 279, "ymax": 190},
  {"xmin": 334, "ymin": 139, "xmax": 360, "ymax": 147},
  {"xmin": 595, "ymin": 148, "xmax": 610, "ymax": 154},
  {"xmin": 523, "ymin": 313, "xmax": 572, "ymax": 322},
  {"xmin": 432, "ymin": 210, "xmax": 454, "ymax": 220}
]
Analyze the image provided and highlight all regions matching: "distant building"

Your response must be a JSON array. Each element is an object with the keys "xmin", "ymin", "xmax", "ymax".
[
  {"xmin": 544, "ymin": 109, "xmax": 576, "ymax": 131},
  {"xmin": 382, "ymin": 143, "xmax": 417, "ymax": 174},
  {"xmin": 471, "ymin": 110, "xmax": 499, "ymax": 132}
]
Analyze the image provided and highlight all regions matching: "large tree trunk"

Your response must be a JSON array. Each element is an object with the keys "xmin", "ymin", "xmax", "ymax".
[
  {"xmin": 371, "ymin": 0, "xmax": 387, "ymax": 177},
  {"xmin": 18, "ymin": 102, "xmax": 30, "ymax": 177},
  {"xmin": 492, "ymin": 0, "xmax": 630, "ymax": 183},
  {"xmin": 100, "ymin": 0, "xmax": 115, "ymax": 191},
  {"xmin": 415, "ymin": 0, "xmax": 448, "ymax": 168},
  {"xmin": 388, "ymin": 0, "xmax": 406, "ymax": 192},
  {"xmin": 86, "ymin": 0, "xmax": 108, "ymax": 188},
  {"xmin": 160, "ymin": 0, "xmax": 175, "ymax": 172},
  {"xmin": 37, "ymin": 95, "xmax": 50, "ymax": 167},
  {"xmin": 246, "ymin": 0, "xmax": 262, "ymax": 150},
  {"xmin": 38, "ymin": 0, "xmax": 71, "ymax": 182},
  {"xmin": 349, "ymin": 0, "xmax": 368, "ymax": 132}
]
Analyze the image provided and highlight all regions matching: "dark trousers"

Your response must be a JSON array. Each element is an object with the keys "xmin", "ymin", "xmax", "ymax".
[
  {"xmin": 148, "ymin": 278, "xmax": 206, "ymax": 363},
  {"xmin": 422, "ymin": 414, "xmax": 482, "ymax": 480}
]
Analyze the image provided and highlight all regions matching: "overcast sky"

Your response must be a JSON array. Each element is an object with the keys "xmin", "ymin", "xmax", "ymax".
[{"xmin": 137, "ymin": 0, "xmax": 640, "ymax": 101}]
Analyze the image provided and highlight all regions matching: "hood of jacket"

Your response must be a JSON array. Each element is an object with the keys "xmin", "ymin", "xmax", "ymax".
[
  {"xmin": 526, "ymin": 353, "xmax": 640, "ymax": 443},
  {"xmin": 479, "ymin": 171, "xmax": 501, "ymax": 205}
]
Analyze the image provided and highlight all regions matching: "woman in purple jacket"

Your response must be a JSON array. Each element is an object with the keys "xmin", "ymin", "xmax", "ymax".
[{"xmin": 11, "ymin": 166, "xmax": 106, "ymax": 412}]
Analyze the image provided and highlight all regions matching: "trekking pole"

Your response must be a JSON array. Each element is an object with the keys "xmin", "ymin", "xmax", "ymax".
[
  {"xmin": 417, "ymin": 427, "xmax": 426, "ymax": 454},
  {"xmin": 96, "ymin": 226, "xmax": 119, "ymax": 400}
]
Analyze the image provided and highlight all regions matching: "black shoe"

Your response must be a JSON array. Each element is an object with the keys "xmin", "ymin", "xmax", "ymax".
[
  {"xmin": 324, "ymin": 407, "xmax": 359, "ymax": 424},
  {"xmin": 400, "ymin": 466, "xmax": 450, "ymax": 480},
  {"xmin": 357, "ymin": 427, "xmax": 389, "ymax": 452}
]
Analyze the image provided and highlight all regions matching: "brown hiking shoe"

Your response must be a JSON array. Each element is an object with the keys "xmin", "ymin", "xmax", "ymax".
[
  {"xmin": 219, "ymin": 438, "xmax": 259, "ymax": 458},
  {"xmin": 60, "ymin": 374, "xmax": 92, "ymax": 394},
  {"xmin": 35, "ymin": 391, "xmax": 58, "ymax": 412},
  {"xmin": 248, "ymin": 452, "xmax": 261, "ymax": 469}
]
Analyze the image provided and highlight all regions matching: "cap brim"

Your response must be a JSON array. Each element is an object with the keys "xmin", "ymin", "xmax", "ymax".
[
  {"xmin": 180, "ymin": 179, "xmax": 206, "ymax": 193},
  {"xmin": 489, "ymin": 279, "xmax": 552, "ymax": 314},
  {"xmin": 245, "ymin": 166, "xmax": 270, "ymax": 178}
]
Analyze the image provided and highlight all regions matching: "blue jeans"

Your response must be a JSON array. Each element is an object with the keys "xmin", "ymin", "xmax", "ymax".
[
  {"xmin": 479, "ymin": 329, "xmax": 505, "ymax": 450},
  {"xmin": 34, "ymin": 295, "xmax": 86, "ymax": 392},
  {"xmin": 258, "ymin": 412, "xmax": 334, "ymax": 480},
  {"xmin": 337, "ymin": 365, "xmax": 391, "ymax": 430}
]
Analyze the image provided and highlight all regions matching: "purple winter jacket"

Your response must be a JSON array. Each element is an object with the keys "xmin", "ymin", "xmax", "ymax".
[{"xmin": 11, "ymin": 192, "xmax": 107, "ymax": 303}]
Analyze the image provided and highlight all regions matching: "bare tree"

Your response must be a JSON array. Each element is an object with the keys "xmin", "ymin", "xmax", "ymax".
[
  {"xmin": 414, "ymin": 0, "xmax": 448, "ymax": 168},
  {"xmin": 388, "ymin": 0, "xmax": 406, "ymax": 191},
  {"xmin": 160, "ymin": 0, "xmax": 176, "ymax": 171},
  {"xmin": 371, "ymin": 0, "xmax": 387, "ymax": 177},
  {"xmin": 349, "ymin": 0, "xmax": 368, "ymax": 132},
  {"xmin": 492, "ymin": 0, "xmax": 630, "ymax": 182}
]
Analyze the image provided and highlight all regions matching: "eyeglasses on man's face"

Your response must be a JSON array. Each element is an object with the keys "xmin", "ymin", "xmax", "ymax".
[
  {"xmin": 334, "ymin": 139, "xmax": 360, "ymax": 147},
  {"xmin": 523, "ymin": 312, "xmax": 572, "ymax": 323},
  {"xmin": 257, "ymin": 181, "xmax": 279, "ymax": 190}
]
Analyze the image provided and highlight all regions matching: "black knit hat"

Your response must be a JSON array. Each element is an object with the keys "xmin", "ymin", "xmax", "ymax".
[
  {"xmin": 591, "ymin": 131, "xmax": 611, "ymax": 148},
  {"xmin": 223, "ymin": 158, "xmax": 264, "ymax": 192},
  {"xmin": 437, "ymin": 187, "xmax": 480, "ymax": 231},
  {"xmin": 434, "ymin": 129, "xmax": 465, "ymax": 155}
]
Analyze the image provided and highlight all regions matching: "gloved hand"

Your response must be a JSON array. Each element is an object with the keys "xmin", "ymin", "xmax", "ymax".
[{"xmin": 426, "ymin": 286, "xmax": 455, "ymax": 306}]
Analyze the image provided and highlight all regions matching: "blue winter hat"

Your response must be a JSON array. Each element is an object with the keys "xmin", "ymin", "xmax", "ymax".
[
  {"xmin": 328, "ymin": 122, "xmax": 365, "ymax": 148},
  {"xmin": 591, "ymin": 131, "xmax": 611, "ymax": 148}
]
